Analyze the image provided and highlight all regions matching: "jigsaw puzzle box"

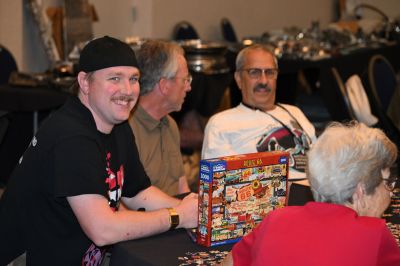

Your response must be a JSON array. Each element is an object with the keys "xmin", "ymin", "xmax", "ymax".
[{"xmin": 197, "ymin": 151, "xmax": 289, "ymax": 247}]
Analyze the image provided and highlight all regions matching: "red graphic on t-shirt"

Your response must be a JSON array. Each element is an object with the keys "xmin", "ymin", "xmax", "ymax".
[
  {"xmin": 82, "ymin": 152, "xmax": 125, "ymax": 265},
  {"xmin": 105, "ymin": 152, "xmax": 124, "ymax": 211}
]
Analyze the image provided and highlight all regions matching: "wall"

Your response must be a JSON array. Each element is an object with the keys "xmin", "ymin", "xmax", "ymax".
[
  {"xmin": 0, "ymin": 1, "xmax": 24, "ymax": 70},
  {"xmin": 151, "ymin": 0, "xmax": 334, "ymax": 41},
  {"xmin": 1, "ymin": 0, "xmax": 399, "ymax": 72}
]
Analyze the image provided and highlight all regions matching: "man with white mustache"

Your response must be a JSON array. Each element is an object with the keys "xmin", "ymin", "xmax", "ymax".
[
  {"xmin": 202, "ymin": 44, "xmax": 316, "ymax": 185},
  {"xmin": 0, "ymin": 36, "xmax": 198, "ymax": 266},
  {"xmin": 129, "ymin": 40, "xmax": 192, "ymax": 196}
]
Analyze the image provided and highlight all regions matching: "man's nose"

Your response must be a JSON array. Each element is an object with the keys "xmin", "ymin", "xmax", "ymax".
[
  {"xmin": 121, "ymin": 79, "xmax": 134, "ymax": 94},
  {"xmin": 186, "ymin": 83, "xmax": 192, "ymax": 92},
  {"xmin": 259, "ymin": 72, "xmax": 270, "ymax": 84}
]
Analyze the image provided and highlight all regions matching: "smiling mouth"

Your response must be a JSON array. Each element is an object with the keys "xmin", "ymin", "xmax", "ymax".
[{"xmin": 112, "ymin": 96, "xmax": 135, "ymax": 106}]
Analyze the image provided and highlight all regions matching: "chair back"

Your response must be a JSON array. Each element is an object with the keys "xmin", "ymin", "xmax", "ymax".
[
  {"xmin": 368, "ymin": 54, "xmax": 397, "ymax": 112},
  {"xmin": 0, "ymin": 44, "xmax": 18, "ymax": 85},
  {"xmin": 221, "ymin": 18, "xmax": 238, "ymax": 42},
  {"xmin": 0, "ymin": 113, "xmax": 9, "ymax": 147},
  {"xmin": 173, "ymin": 21, "xmax": 199, "ymax": 40},
  {"xmin": 331, "ymin": 67, "xmax": 356, "ymax": 120}
]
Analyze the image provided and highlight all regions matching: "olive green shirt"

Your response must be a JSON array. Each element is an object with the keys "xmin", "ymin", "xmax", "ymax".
[{"xmin": 129, "ymin": 105, "xmax": 184, "ymax": 195}]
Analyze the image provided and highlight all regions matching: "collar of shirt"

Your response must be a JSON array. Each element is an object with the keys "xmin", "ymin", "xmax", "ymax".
[{"xmin": 134, "ymin": 105, "xmax": 169, "ymax": 131}]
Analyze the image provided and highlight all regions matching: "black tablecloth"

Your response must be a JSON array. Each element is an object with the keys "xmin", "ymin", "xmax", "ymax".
[
  {"xmin": 0, "ymin": 84, "xmax": 70, "ymax": 184},
  {"xmin": 0, "ymin": 84, "xmax": 70, "ymax": 111},
  {"xmin": 110, "ymin": 229, "xmax": 233, "ymax": 266}
]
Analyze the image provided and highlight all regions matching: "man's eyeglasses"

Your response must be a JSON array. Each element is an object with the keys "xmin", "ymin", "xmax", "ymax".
[
  {"xmin": 171, "ymin": 74, "xmax": 193, "ymax": 85},
  {"xmin": 240, "ymin": 68, "xmax": 279, "ymax": 80},
  {"xmin": 382, "ymin": 176, "xmax": 398, "ymax": 192}
]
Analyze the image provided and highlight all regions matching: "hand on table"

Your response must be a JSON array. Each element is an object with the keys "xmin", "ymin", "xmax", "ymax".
[{"xmin": 175, "ymin": 192, "xmax": 198, "ymax": 229}]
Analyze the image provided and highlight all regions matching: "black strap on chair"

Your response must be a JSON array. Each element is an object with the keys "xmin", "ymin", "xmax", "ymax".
[
  {"xmin": 331, "ymin": 67, "xmax": 357, "ymax": 120},
  {"xmin": 366, "ymin": 54, "xmax": 400, "ymax": 149},
  {"xmin": 368, "ymin": 54, "xmax": 397, "ymax": 112},
  {"xmin": 221, "ymin": 18, "xmax": 238, "ymax": 43},
  {"xmin": 172, "ymin": 21, "xmax": 199, "ymax": 40}
]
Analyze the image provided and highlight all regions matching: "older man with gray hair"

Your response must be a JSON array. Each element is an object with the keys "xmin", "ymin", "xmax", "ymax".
[
  {"xmin": 129, "ymin": 40, "xmax": 192, "ymax": 195},
  {"xmin": 202, "ymin": 44, "xmax": 316, "ymax": 185}
]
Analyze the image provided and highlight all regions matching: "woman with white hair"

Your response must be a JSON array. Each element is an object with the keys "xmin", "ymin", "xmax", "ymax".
[{"xmin": 223, "ymin": 122, "xmax": 400, "ymax": 266}]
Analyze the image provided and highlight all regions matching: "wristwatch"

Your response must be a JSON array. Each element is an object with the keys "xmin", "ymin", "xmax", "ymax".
[{"xmin": 167, "ymin": 208, "xmax": 179, "ymax": 230}]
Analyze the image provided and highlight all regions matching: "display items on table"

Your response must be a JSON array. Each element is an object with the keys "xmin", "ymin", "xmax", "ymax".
[
  {"xmin": 197, "ymin": 151, "xmax": 289, "ymax": 247},
  {"xmin": 178, "ymin": 250, "xmax": 229, "ymax": 266}
]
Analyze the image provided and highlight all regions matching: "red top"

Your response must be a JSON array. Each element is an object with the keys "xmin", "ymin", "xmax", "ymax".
[{"xmin": 232, "ymin": 202, "xmax": 400, "ymax": 266}]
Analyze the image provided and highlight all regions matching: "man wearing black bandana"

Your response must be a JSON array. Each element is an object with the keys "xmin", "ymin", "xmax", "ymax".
[
  {"xmin": 0, "ymin": 36, "xmax": 198, "ymax": 266},
  {"xmin": 202, "ymin": 44, "xmax": 316, "ymax": 182}
]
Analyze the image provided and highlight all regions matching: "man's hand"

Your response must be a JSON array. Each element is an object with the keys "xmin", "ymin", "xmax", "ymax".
[{"xmin": 174, "ymin": 192, "xmax": 198, "ymax": 229}]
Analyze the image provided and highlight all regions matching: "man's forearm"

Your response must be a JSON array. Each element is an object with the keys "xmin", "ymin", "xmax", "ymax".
[{"xmin": 123, "ymin": 186, "xmax": 180, "ymax": 211}]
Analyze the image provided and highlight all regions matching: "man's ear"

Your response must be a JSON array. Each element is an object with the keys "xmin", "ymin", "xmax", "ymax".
[
  {"xmin": 158, "ymin": 78, "xmax": 169, "ymax": 95},
  {"xmin": 77, "ymin": 72, "xmax": 89, "ymax": 95},
  {"xmin": 234, "ymin": 71, "xmax": 242, "ymax": 91}
]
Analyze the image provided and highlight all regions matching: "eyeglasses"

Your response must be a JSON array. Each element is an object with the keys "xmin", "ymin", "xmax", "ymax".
[
  {"xmin": 171, "ymin": 74, "xmax": 193, "ymax": 85},
  {"xmin": 240, "ymin": 68, "xmax": 279, "ymax": 80},
  {"xmin": 382, "ymin": 176, "xmax": 398, "ymax": 192}
]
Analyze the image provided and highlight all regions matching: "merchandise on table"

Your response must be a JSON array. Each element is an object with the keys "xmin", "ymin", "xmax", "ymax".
[{"xmin": 197, "ymin": 151, "xmax": 289, "ymax": 247}]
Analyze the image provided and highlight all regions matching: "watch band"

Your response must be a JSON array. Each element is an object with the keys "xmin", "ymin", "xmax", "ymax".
[{"xmin": 167, "ymin": 208, "xmax": 179, "ymax": 230}]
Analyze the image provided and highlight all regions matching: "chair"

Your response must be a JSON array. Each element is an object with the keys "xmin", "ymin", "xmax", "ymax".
[
  {"xmin": 331, "ymin": 67, "xmax": 379, "ymax": 126},
  {"xmin": 367, "ymin": 54, "xmax": 400, "ymax": 148},
  {"xmin": 368, "ymin": 54, "xmax": 397, "ymax": 112},
  {"xmin": 0, "ymin": 112, "xmax": 9, "ymax": 143},
  {"xmin": 221, "ymin": 18, "xmax": 238, "ymax": 42},
  {"xmin": 331, "ymin": 68, "xmax": 356, "ymax": 120},
  {"xmin": 0, "ymin": 44, "xmax": 18, "ymax": 85},
  {"xmin": 172, "ymin": 21, "xmax": 199, "ymax": 40}
]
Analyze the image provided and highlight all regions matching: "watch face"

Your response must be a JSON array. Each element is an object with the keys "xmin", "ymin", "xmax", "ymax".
[
  {"xmin": 171, "ymin": 215, "xmax": 179, "ymax": 225},
  {"xmin": 167, "ymin": 208, "xmax": 179, "ymax": 230}
]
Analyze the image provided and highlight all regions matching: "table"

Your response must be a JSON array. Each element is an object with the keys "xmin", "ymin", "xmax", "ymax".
[
  {"xmin": 0, "ymin": 84, "xmax": 69, "ymax": 111},
  {"xmin": 0, "ymin": 84, "xmax": 70, "ymax": 133},
  {"xmin": 110, "ymin": 186, "xmax": 312, "ymax": 265},
  {"xmin": 110, "ymin": 184, "xmax": 400, "ymax": 265},
  {"xmin": 110, "ymin": 228, "xmax": 233, "ymax": 266},
  {"xmin": 0, "ymin": 84, "xmax": 70, "ymax": 183}
]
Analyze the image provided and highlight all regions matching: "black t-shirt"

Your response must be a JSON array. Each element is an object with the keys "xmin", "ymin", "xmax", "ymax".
[{"xmin": 0, "ymin": 97, "xmax": 151, "ymax": 265}]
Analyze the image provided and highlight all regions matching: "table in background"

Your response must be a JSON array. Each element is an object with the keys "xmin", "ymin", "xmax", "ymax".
[
  {"xmin": 110, "ymin": 229, "xmax": 233, "ymax": 266},
  {"xmin": 0, "ymin": 84, "xmax": 70, "ymax": 184}
]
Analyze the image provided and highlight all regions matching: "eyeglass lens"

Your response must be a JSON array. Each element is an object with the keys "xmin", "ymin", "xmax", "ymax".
[
  {"xmin": 384, "ymin": 178, "xmax": 397, "ymax": 191},
  {"xmin": 245, "ymin": 68, "xmax": 278, "ymax": 79}
]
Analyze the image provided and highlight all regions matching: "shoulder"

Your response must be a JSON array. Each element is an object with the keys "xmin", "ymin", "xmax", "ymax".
[
  {"xmin": 207, "ymin": 105, "xmax": 248, "ymax": 125},
  {"xmin": 356, "ymin": 215, "xmax": 388, "ymax": 229},
  {"xmin": 278, "ymin": 103, "xmax": 305, "ymax": 115},
  {"xmin": 38, "ymin": 100, "xmax": 99, "ymax": 144},
  {"xmin": 166, "ymin": 115, "xmax": 179, "ymax": 129},
  {"xmin": 278, "ymin": 103, "xmax": 316, "ymax": 137}
]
